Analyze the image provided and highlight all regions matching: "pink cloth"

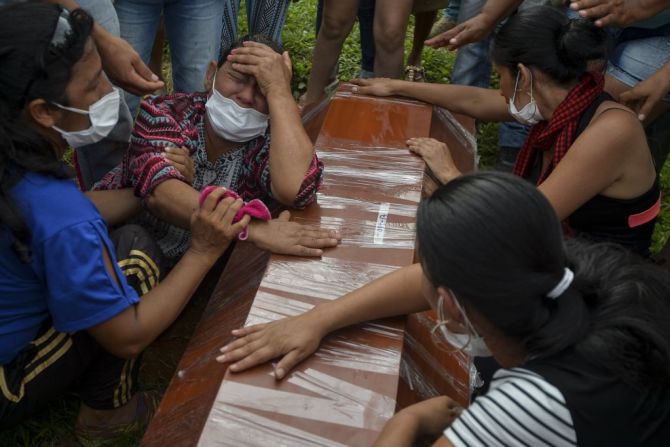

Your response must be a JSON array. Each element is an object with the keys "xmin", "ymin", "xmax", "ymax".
[{"xmin": 198, "ymin": 186, "xmax": 271, "ymax": 240}]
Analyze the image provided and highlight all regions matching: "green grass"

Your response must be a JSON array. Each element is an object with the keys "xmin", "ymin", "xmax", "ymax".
[{"xmin": 3, "ymin": 0, "xmax": 670, "ymax": 445}]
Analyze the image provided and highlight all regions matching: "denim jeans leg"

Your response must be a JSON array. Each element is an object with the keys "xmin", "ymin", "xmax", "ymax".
[
  {"xmin": 114, "ymin": 0, "xmax": 163, "ymax": 117},
  {"xmin": 450, "ymin": 37, "xmax": 491, "ymax": 88},
  {"xmin": 444, "ymin": 0, "xmax": 461, "ymax": 22},
  {"xmin": 450, "ymin": 0, "xmax": 490, "ymax": 87},
  {"xmin": 164, "ymin": 0, "xmax": 224, "ymax": 95}
]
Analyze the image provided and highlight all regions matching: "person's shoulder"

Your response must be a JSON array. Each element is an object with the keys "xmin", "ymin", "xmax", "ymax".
[
  {"xmin": 138, "ymin": 92, "xmax": 207, "ymax": 120},
  {"xmin": 445, "ymin": 367, "xmax": 576, "ymax": 447},
  {"xmin": 13, "ymin": 172, "xmax": 101, "ymax": 242},
  {"xmin": 133, "ymin": 92, "xmax": 207, "ymax": 145},
  {"xmin": 577, "ymin": 101, "xmax": 645, "ymax": 158},
  {"xmin": 588, "ymin": 101, "xmax": 643, "ymax": 138}
]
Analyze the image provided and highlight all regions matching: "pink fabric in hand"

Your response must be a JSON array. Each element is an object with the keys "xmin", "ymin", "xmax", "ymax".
[{"xmin": 198, "ymin": 186, "xmax": 271, "ymax": 240}]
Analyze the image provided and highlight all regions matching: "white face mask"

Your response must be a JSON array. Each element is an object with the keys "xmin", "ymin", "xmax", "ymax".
[
  {"xmin": 52, "ymin": 87, "xmax": 120, "ymax": 148},
  {"xmin": 432, "ymin": 294, "xmax": 492, "ymax": 358},
  {"xmin": 508, "ymin": 71, "xmax": 544, "ymax": 126},
  {"xmin": 205, "ymin": 71, "xmax": 269, "ymax": 142}
]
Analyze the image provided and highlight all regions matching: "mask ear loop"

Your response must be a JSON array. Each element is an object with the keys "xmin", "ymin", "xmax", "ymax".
[
  {"xmin": 431, "ymin": 295, "xmax": 473, "ymax": 352},
  {"xmin": 512, "ymin": 69, "xmax": 535, "ymax": 107},
  {"xmin": 511, "ymin": 71, "xmax": 521, "ymax": 106},
  {"xmin": 451, "ymin": 292, "xmax": 485, "ymax": 342}
]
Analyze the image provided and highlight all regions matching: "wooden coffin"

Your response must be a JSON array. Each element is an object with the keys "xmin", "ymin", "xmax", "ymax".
[{"xmin": 141, "ymin": 84, "xmax": 477, "ymax": 446}]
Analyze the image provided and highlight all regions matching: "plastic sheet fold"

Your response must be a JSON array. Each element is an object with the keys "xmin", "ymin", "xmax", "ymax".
[{"xmin": 192, "ymin": 86, "xmax": 474, "ymax": 447}]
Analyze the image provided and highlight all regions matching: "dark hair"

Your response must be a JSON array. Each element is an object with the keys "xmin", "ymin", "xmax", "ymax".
[
  {"xmin": 0, "ymin": 3, "xmax": 93, "ymax": 262},
  {"xmin": 217, "ymin": 34, "xmax": 284, "ymax": 68},
  {"xmin": 492, "ymin": 6, "xmax": 610, "ymax": 85},
  {"xmin": 417, "ymin": 172, "xmax": 670, "ymax": 389}
]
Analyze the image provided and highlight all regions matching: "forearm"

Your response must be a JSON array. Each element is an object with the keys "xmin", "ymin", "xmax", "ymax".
[
  {"xmin": 638, "ymin": 0, "xmax": 670, "ymax": 21},
  {"xmin": 109, "ymin": 249, "xmax": 216, "ymax": 356},
  {"xmin": 145, "ymin": 179, "xmax": 200, "ymax": 229},
  {"xmin": 85, "ymin": 188, "xmax": 141, "ymax": 226},
  {"xmin": 373, "ymin": 414, "xmax": 421, "ymax": 447},
  {"xmin": 312, "ymin": 263, "xmax": 430, "ymax": 335},
  {"xmin": 480, "ymin": 0, "xmax": 523, "ymax": 25},
  {"xmin": 46, "ymin": 0, "xmax": 79, "ymax": 10},
  {"xmin": 390, "ymin": 80, "xmax": 510, "ymax": 122},
  {"xmin": 267, "ymin": 89, "xmax": 315, "ymax": 205}
]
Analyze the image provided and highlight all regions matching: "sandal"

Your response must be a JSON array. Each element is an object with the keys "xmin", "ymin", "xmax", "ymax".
[
  {"xmin": 75, "ymin": 391, "xmax": 161, "ymax": 447},
  {"xmin": 405, "ymin": 65, "xmax": 426, "ymax": 82}
]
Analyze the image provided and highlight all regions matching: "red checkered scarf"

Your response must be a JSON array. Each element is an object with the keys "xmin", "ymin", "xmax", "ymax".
[{"xmin": 513, "ymin": 72, "xmax": 605, "ymax": 184}]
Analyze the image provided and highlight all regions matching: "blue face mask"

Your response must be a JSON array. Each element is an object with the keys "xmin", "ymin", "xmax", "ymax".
[{"xmin": 508, "ymin": 71, "xmax": 544, "ymax": 126}]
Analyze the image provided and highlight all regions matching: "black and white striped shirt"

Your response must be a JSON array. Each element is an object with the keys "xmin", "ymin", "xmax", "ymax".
[{"xmin": 445, "ymin": 367, "xmax": 577, "ymax": 446}]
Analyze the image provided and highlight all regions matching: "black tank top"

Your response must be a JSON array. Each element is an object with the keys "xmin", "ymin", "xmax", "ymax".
[
  {"xmin": 525, "ymin": 349, "xmax": 670, "ymax": 446},
  {"xmin": 528, "ymin": 93, "xmax": 660, "ymax": 257}
]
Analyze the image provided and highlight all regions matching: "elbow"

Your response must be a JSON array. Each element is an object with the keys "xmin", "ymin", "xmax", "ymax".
[{"xmin": 271, "ymin": 180, "xmax": 303, "ymax": 207}]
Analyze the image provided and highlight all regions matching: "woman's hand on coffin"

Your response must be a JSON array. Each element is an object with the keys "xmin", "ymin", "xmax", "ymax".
[
  {"xmin": 247, "ymin": 210, "xmax": 341, "ymax": 256},
  {"xmin": 407, "ymin": 137, "xmax": 460, "ymax": 184},
  {"xmin": 228, "ymin": 41, "xmax": 293, "ymax": 97},
  {"xmin": 217, "ymin": 311, "xmax": 326, "ymax": 380},
  {"xmin": 189, "ymin": 189, "xmax": 250, "ymax": 263},
  {"xmin": 163, "ymin": 146, "xmax": 195, "ymax": 184},
  {"xmin": 350, "ymin": 78, "xmax": 398, "ymax": 97}
]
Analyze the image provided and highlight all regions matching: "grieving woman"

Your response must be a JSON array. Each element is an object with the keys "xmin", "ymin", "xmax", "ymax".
[
  {"xmin": 0, "ymin": 3, "xmax": 247, "ymax": 443},
  {"xmin": 218, "ymin": 172, "xmax": 670, "ymax": 446},
  {"xmin": 352, "ymin": 6, "xmax": 660, "ymax": 257}
]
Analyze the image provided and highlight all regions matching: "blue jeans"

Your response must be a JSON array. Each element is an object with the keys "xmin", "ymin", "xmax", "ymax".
[
  {"xmin": 449, "ymin": 0, "xmax": 529, "ymax": 158},
  {"xmin": 607, "ymin": 24, "xmax": 670, "ymax": 101},
  {"xmin": 115, "ymin": 0, "xmax": 224, "ymax": 116},
  {"xmin": 444, "ymin": 0, "xmax": 461, "ymax": 22}
]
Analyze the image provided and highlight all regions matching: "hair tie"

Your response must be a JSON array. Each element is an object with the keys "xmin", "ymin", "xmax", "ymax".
[{"xmin": 547, "ymin": 267, "xmax": 574, "ymax": 299}]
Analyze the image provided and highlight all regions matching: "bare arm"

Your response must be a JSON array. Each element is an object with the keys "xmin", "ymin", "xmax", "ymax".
[
  {"xmin": 351, "ymin": 78, "xmax": 511, "ymax": 122},
  {"xmin": 570, "ymin": 0, "xmax": 670, "ymax": 27},
  {"xmin": 218, "ymin": 263, "xmax": 430, "ymax": 378},
  {"xmin": 373, "ymin": 397, "xmax": 461, "ymax": 447},
  {"xmin": 85, "ymin": 188, "xmax": 141, "ymax": 226},
  {"xmin": 145, "ymin": 179, "xmax": 200, "ymax": 229},
  {"xmin": 228, "ymin": 42, "xmax": 315, "ymax": 205},
  {"xmin": 619, "ymin": 60, "xmax": 670, "ymax": 122},
  {"xmin": 88, "ymin": 191, "xmax": 250, "ymax": 358},
  {"xmin": 426, "ymin": 0, "xmax": 523, "ymax": 50},
  {"xmin": 539, "ymin": 107, "xmax": 651, "ymax": 220}
]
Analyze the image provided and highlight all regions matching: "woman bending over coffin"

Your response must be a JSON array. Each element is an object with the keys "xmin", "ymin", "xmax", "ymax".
[
  {"xmin": 217, "ymin": 171, "xmax": 670, "ymax": 446},
  {"xmin": 352, "ymin": 6, "xmax": 659, "ymax": 257}
]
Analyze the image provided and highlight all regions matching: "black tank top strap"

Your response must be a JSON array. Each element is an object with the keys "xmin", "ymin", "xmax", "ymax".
[{"xmin": 574, "ymin": 91, "xmax": 615, "ymax": 139}]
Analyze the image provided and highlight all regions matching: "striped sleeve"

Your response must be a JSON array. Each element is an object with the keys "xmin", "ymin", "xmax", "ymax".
[{"xmin": 445, "ymin": 368, "xmax": 577, "ymax": 447}]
